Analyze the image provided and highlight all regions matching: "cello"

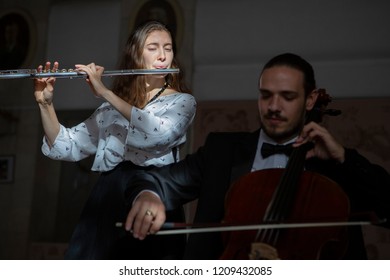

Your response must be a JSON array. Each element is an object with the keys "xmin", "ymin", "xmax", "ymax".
[{"xmin": 220, "ymin": 89, "xmax": 350, "ymax": 259}]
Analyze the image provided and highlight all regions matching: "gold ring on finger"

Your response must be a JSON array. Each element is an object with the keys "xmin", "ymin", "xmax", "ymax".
[{"xmin": 145, "ymin": 209, "xmax": 153, "ymax": 217}]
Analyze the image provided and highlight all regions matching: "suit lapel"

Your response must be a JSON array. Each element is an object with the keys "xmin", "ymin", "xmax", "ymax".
[{"xmin": 230, "ymin": 129, "xmax": 260, "ymax": 183}]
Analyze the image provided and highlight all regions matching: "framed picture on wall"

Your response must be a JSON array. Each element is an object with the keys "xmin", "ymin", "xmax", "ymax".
[
  {"xmin": 128, "ymin": 0, "xmax": 184, "ymax": 51},
  {"xmin": 0, "ymin": 9, "xmax": 36, "ymax": 70},
  {"xmin": 0, "ymin": 155, "xmax": 15, "ymax": 184}
]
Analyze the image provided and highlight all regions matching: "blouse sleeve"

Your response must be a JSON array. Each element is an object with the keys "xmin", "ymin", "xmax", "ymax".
[
  {"xmin": 41, "ymin": 110, "xmax": 101, "ymax": 162},
  {"xmin": 128, "ymin": 93, "xmax": 196, "ymax": 155}
]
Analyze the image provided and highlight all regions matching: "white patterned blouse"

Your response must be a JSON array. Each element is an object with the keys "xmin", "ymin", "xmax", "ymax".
[{"xmin": 41, "ymin": 93, "xmax": 197, "ymax": 172}]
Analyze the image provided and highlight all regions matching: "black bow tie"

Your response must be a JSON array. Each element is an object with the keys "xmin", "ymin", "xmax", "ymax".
[{"xmin": 261, "ymin": 142, "xmax": 293, "ymax": 158}]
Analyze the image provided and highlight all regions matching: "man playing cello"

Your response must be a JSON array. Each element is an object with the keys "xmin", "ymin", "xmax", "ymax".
[{"xmin": 124, "ymin": 53, "xmax": 390, "ymax": 259}]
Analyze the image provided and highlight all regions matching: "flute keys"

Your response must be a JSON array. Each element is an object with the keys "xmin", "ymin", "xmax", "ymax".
[{"xmin": 0, "ymin": 68, "xmax": 179, "ymax": 79}]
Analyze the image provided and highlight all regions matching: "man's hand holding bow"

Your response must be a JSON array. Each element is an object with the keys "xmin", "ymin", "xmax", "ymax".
[{"xmin": 125, "ymin": 192, "xmax": 166, "ymax": 240}]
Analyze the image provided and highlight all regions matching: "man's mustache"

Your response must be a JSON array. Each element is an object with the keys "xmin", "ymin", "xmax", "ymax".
[{"xmin": 264, "ymin": 111, "xmax": 287, "ymax": 121}]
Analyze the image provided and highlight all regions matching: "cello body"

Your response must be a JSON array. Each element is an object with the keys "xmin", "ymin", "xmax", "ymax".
[{"xmin": 220, "ymin": 169, "xmax": 350, "ymax": 260}]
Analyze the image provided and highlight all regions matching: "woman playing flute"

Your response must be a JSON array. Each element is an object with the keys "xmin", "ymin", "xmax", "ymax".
[{"xmin": 33, "ymin": 21, "xmax": 196, "ymax": 260}]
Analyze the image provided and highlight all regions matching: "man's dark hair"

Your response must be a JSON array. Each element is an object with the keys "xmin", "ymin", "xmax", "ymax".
[{"xmin": 261, "ymin": 53, "xmax": 316, "ymax": 96}]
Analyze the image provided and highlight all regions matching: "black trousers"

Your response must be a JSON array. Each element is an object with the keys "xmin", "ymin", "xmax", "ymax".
[{"xmin": 64, "ymin": 161, "xmax": 186, "ymax": 260}]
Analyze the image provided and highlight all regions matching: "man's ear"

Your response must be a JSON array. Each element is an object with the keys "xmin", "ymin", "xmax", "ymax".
[{"xmin": 305, "ymin": 89, "xmax": 319, "ymax": 110}]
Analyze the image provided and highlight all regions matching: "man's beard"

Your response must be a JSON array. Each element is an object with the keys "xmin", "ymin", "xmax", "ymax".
[
  {"xmin": 261, "ymin": 111, "xmax": 305, "ymax": 143},
  {"xmin": 262, "ymin": 124, "xmax": 301, "ymax": 143}
]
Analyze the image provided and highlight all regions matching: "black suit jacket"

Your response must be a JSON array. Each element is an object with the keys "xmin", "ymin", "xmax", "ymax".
[{"xmin": 129, "ymin": 130, "xmax": 390, "ymax": 259}]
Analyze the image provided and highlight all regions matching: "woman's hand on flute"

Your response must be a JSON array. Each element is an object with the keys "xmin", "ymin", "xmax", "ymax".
[
  {"xmin": 75, "ymin": 63, "xmax": 110, "ymax": 99},
  {"xmin": 34, "ymin": 61, "xmax": 58, "ymax": 106}
]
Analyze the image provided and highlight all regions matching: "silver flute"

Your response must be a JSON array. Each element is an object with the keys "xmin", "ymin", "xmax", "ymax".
[{"xmin": 0, "ymin": 68, "xmax": 179, "ymax": 79}]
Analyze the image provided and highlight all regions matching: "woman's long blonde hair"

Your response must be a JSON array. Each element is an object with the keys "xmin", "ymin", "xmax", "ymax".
[{"xmin": 111, "ymin": 21, "xmax": 190, "ymax": 108}]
